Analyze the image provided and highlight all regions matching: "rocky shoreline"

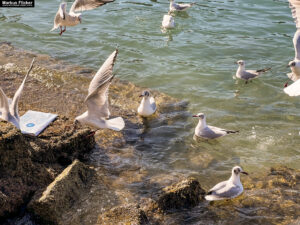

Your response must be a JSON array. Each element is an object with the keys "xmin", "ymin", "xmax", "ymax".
[{"xmin": 0, "ymin": 42, "xmax": 300, "ymax": 225}]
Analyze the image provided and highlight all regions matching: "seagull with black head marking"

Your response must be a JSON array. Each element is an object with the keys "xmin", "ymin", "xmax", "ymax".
[
  {"xmin": 51, "ymin": 0, "xmax": 115, "ymax": 35},
  {"xmin": 137, "ymin": 90, "xmax": 156, "ymax": 117},
  {"xmin": 0, "ymin": 58, "xmax": 35, "ymax": 129},
  {"xmin": 205, "ymin": 166, "xmax": 248, "ymax": 201},
  {"xmin": 169, "ymin": 0, "xmax": 194, "ymax": 12},
  {"xmin": 235, "ymin": 60, "xmax": 271, "ymax": 84},
  {"xmin": 193, "ymin": 113, "xmax": 238, "ymax": 139},
  {"xmin": 75, "ymin": 49, "xmax": 125, "ymax": 131}
]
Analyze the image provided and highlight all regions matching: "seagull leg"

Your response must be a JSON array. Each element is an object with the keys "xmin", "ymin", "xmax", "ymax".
[
  {"xmin": 59, "ymin": 26, "xmax": 63, "ymax": 36},
  {"xmin": 62, "ymin": 26, "xmax": 66, "ymax": 33}
]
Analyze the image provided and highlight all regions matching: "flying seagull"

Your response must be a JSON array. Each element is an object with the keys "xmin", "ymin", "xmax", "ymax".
[
  {"xmin": 169, "ymin": 0, "xmax": 194, "ymax": 12},
  {"xmin": 137, "ymin": 90, "xmax": 157, "ymax": 117},
  {"xmin": 235, "ymin": 60, "xmax": 271, "ymax": 84},
  {"xmin": 193, "ymin": 113, "xmax": 238, "ymax": 139},
  {"xmin": 0, "ymin": 58, "xmax": 35, "ymax": 129},
  {"xmin": 75, "ymin": 49, "xmax": 125, "ymax": 131},
  {"xmin": 205, "ymin": 166, "xmax": 248, "ymax": 201},
  {"xmin": 51, "ymin": 0, "xmax": 114, "ymax": 35},
  {"xmin": 284, "ymin": 0, "xmax": 300, "ymax": 88}
]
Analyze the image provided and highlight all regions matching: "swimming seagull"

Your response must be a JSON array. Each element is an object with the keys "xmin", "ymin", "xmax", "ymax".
[
  {"xmin": 0, "ymin": 58, "xmax": 35, "ymax": 129},
  {"xmin": 51, "ymin": 0, "xmax": 114, "ymax": 35},
  {"xmin": 205, "ymin": 166, "xmax": 248, "ymax": 201},
  {"xmin": 193, "ymin": 113, "xmax": 238, "ymax": 139},
  {"xmin": 235, "ymin": 60, "xmax": 271, "ymax": 84},
  {"xmin": 162, "ymin": 14, "xmax": 175, "ymax": 29},
  {"xmin": 75, "ymin": 49, "xmax": 125, "ymax": 131},
  {"xmin": 169, "ymin": 0, "xmax": 194, "ymax": 12},
  {"xmin": 137, "ymin": 90, "xmax": 157, "ymax": 117}
]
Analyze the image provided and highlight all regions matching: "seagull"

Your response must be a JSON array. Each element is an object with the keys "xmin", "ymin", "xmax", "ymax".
[
  {"xmin": 51, "ymin": 0, "xmax": 114, "ymax": 35},
  {"xmin": 193, "ymin": 113, "xmax": 238, "ymax": 139},
  {"xmin": 0, "ymin": 58, "xmax": 35, "ymax": 129},
  {"xmin": 169, "ymin": 0, "xmax": 194, "ymax": 12},
  {"xmin": 162, "ymin": 14, "xmax": 175, "ymax": 29},
  {"xmin": 137, "ymin": 90, "xmax": 157, "ymax": 117},
  {"xmin": 75, "ymin": 49, "xmax": 125, "ymax": 131},
  {"xmin": 235, "ymin": 60, "xmax": 271, "ymax": 84},
  {"xmin": 205, "ymin": 166, "xmax": 248, "ymax": 201},
  {"xmin": 287, "ymin": 60, "xmax": 300, "ymax": 82}
]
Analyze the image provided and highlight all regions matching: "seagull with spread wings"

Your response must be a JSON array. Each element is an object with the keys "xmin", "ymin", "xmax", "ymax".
[
  {"xmin": 0, "ymin": 58, "xmax": 35, "ymax": 129},
  {"xmin": 51, "ymin": 0, "xmax": 114, "ymax": 35},
  {"xmin": 75, "ymin": 49, "xmax": 125, "ymax": 131}
]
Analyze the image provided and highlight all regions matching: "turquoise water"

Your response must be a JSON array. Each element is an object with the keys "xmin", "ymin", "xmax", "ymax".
[{"xmin": 1, "ymin": 0, "xmax": 300, "ymax": 222}]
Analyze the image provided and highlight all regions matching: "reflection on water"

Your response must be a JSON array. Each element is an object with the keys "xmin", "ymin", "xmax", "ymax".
[{"xmin": 1, "ymin": 0, "xmax": 300, "ymax": 224}]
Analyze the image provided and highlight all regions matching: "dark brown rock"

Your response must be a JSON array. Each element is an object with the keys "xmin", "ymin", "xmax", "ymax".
[
  {"xmin": 28, "ymin": 160, "xmax": 96, "ymax": 225},
  {"xmin": 155, "ymin": 177, "xmax": 206, "ymax": 211},
  {"xmin": 97, "ymin": 204, "xmax": 149, "ymax": 225}
]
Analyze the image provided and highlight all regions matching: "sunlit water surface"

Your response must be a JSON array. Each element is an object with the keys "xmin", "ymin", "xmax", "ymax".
[{"xmin": 1, "ymin": 0, "xmax": 300, "ymax": 223}]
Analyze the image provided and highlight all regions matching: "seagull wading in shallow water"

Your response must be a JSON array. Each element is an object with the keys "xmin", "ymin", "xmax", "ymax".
[
  {"xmin": 51, "ymin": 0, "xmax": 114, "ymax": 35},
  {"xmin": 283, "ymin": 0, "xmax": 300, "ymax": 95},
  {"xmin": 205, "ymin": 166, "xmax": 248, "ymax": 201},
  {"xmin": 0, "ymin": 58, "xmax": 35, "ymax": 129},
  {"xmin": 162, "ymin": 14, "xmax": 175, "ymax": 29},
  {"xmin": 235, "ymin": 60, "xmax": 271, "ymax": 84},
  {"xmin": 169, "ymin": 0, "xmax": 194, "ymax": 12},
  {"xmin": 75, "ymin": 50, "xmax": 125, "ymax": 131},
  {"xmin": 137, "ymin": 91, "xmax": 156, "ymax": 117},
  {"xmin": 193, "ymin": 113, "xmax": 238, "ymax": 139}
]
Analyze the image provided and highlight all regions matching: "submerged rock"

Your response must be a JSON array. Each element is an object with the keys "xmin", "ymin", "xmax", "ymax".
[
  {"xmin": 28, "ymin": 160, "xmax": 96, "ymax": 225},
  {"xmin": 97, "ymin": 204, "xmax": 149, "ymax": 225}
]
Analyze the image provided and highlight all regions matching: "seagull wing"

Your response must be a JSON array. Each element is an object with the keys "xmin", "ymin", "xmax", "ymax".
[
  {"xmin": 284, "ymin": 79, "xmax": 300, "ymax": 96},
  {"xmin": 85, "ymin": 50, "xmax": 118, "ymax": 119},
  {"xmin": 0, "ymin": 87, "xmax": 10, "ymax": 120},
  {"xmin": 208, "ymin": 180, "xmax": 227, "ymax": 193},
  {"xmin": 289, "ymin": 0, "xmax": 300, "ymax": 28},
  {"xmin": 214, "ymin": 185, "xmax": 242, "ymax": 199},
  {"xmin": 51, "ymin": 3, "xmax": 66, "ymax": 31},
  {"xmin": 9, "ymin": 58, "xmax": 35, "ymax": 120},
  {"xmin": 70, "ymin": 0, "xmax": 114, "ymax": 13},
  {"xmin": 150, "ymin": 97, "xmax": 156, "ymax": 112}
]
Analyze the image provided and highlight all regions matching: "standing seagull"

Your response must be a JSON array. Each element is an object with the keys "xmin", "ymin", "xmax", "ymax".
[
  {"xmin": 75, "ymin": 50, "xmax": 125, "ymax": 131},
  {"xmin": 205, "ymin": 166, "xmax": 248, "ymax": 201},
  {"xmin": 169, "ymin": 0, "xmax": 194, "ymax": 12},
  {"xmin": 51, "ymin": 0, "xmax": 114, "ymax": 35},
  {"xmin": 235, "ymin": 60, "xmax": 271, "ymax": 84},
  {"xmin": 193, "ymin": 113, "xmax": 238, "ymax": 139},
  {"xmin": 0, "ymin": 58, "xmax": 35, "ymax": 129},
  {"xmin": 137, "ymin": 90, "xmax": 156, "ymax": 117}
]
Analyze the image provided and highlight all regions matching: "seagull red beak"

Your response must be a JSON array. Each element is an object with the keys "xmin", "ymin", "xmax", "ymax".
[
  {"xmin": 241, "ymin": 171, "xmax": 248, "ymax": 175},
  {"xmin": 284, "ymin": 82, "xmax": 289, "ymax": 88},
  {"xmin": 139, "ymin": 95, "xmax": 143, "ymax": 97},
  {"xmin": 192, "ymin": 115, "xmax": 198, "ymax": 117}
]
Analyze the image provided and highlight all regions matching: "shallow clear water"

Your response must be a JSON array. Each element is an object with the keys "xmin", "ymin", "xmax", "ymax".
[{"xmin": 1, "ymin": 0, "xmax": 300, "ymax": 222}]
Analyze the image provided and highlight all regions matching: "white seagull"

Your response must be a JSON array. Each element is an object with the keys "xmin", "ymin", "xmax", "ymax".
[
  {"xmin": 235, "ymin": 60, "xmax": 271, "ymax": 84},
  {"xmin": 0, "ymin": 58, "xmax": 35, "ymax": 129},
  {"xmin": 51, "ymin": 0, "xmax": 114, "ymax": 35},
  {"xmin": 169, "ymin": 0, "xmax": 194, "ymax": 12},
  {"xmin": 75, "ymin": 49, "xmax": 125, "ymax": 131},
  {"xmin": 137, "ymin": 90, "xmax": 156, "ymax": 117},
  {"xmin": 162, "ymin": 14, "xmax": 175, "ymax": 29},
  {"xmin": 193, "ymin": 113, "xmax": 238, "ymax": 139},
  {"xmin": 205, "ymin": 166, "xmax": 248, "ymax": 201},
  {"xmin": 283, "ymin": 0, "xmax": 300, "ymax": 93}
]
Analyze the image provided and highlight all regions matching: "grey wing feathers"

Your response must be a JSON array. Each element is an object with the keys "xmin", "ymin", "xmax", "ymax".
[
  {"xmin": 213, "ymin": 186, "xmax": 241, "ymax": 199},
  {"xmin": 85, "ymin": 50, "xmax": 118, "ymax": 118},
  {"xmin": 0, "ymin": 87, "xmax": 9, "ymax": 119},
  {"xmin": 70, "ymin": 0, "xmax": 114, "ymax": 12}
]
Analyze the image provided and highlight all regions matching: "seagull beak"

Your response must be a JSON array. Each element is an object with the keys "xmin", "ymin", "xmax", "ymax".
[
  {"xmin": 241, "ymin": 171, "xmax": 248, "ymax": 175},
  {"xmin": 284, "ymin": 82, "xmax": 289, "ymax": 88},
  {"xmin": 192, "ymin": 115, "xmax": 198, "ymax": 117},
  {"xmin": 139, "ymin": 95, "xmax": 144, "ymax": 97}
]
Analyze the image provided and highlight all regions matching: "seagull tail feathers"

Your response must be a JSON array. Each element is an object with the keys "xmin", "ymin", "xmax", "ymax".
[
  {"xmin": 106, "ymin": 117, "xmax": 125, "ymax": 131},
  {"xmin": 256, "ymin": 67, "xmax": 271, "ymax": 73}
]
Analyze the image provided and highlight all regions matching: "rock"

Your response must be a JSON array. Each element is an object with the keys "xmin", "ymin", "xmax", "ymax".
[
  {"xmin": 154, "ymin": 178, "xmax": 205, "ymax": 211},
  {"xmin": 97, "ymin": 204, "xmax": 149, "ymax": 225},
  {"xmin": 28, "ymin": 160, "xmax": 96, "ymax": 225},
  {"xmin": 0, "ymin": 119, "xmax": 95, "ymax": 219}
]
